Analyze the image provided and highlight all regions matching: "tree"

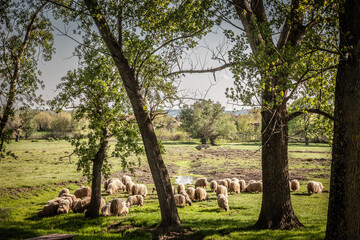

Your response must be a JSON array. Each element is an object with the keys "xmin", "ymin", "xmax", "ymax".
[
  {"xmin": 223, "ymin": 0, "xmax": 337, "ymax": 229},
  {"xmin": 325, "ymin": 0, "xmax": 360, "ymax": 238},
  {"xmin": 0, "ymin": 0, "xmax": 54, "ymax": 158},
  {"xmin": 18, "ymin": 107, "xmax": 38, "ymax": 139},
  {"xmin": 179, "ymin": 100, "xmax": 236, "ymax": 145},
  {"xmin": 50, "ymin": 112, "xmax": 71, "ymax": 138},
  {"xmin": 52, "ymin": 47, "xmax": 143, "ymax": 218},
  {"xmin": 51, "ymin": 0, "xmax": 215, "ymax": 232},
  {"xmin": 34, "ymin": 112, "xmax": 54, "ymax": 131}
]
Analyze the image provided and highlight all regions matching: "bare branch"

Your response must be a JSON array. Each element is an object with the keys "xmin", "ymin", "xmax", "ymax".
[
  {"xmin": 286, "ymin": 109, "xmax": 334, "ymax": 122},
  {"xmin": 166, "ymin": 63, "xmax": 231, "ymax": 76}
]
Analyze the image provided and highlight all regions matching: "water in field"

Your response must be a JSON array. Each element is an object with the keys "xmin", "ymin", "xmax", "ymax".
[{"xmin": 175, "ymin": 175, "xmax": 193, "ymax": 185}]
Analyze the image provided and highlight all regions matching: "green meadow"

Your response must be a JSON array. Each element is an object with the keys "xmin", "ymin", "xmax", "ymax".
[{"xmin": 0, "ymin": 140, "xmax": 331, "ymax": 239}]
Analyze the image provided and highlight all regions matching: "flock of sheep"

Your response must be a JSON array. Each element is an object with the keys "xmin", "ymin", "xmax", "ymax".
[{"xmin": 37, "ymin": 175, "xmax": 325, "ymax": 217}]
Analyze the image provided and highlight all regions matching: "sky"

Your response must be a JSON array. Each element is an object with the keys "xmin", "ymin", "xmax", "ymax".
[{"xmin": 37, "ymin": 16, "xmax": 242, "ymax": 111}]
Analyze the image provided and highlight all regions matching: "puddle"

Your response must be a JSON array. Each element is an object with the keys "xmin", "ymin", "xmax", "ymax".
[{"xmin": 175, "ymin": 175, "xmax": 193, "ymax": 185}]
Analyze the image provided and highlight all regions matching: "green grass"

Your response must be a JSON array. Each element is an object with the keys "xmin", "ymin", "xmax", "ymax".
[{"xmin": 0, "ymin": 140, "xmax": 332, "ymax": 239}]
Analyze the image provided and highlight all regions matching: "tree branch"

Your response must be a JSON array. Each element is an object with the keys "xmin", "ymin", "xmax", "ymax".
[
  {"xmin": 166, "ymin": 63, "xmax": 231, "ymax": 77},
  {"xmin": 287, "ymin": 109, "xmax": 334, "ymax": 122}
]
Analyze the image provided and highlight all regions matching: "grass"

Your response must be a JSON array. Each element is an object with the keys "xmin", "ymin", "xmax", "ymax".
[{"xmin": 0, "ymin": 140, "xmax": 332, "ymax": 239}]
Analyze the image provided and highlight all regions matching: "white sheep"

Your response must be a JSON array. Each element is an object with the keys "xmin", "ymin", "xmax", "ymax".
[
  {"xmin": 245, "ymin": 182, "xmax": 262, "ymax": 193},
  {"xmin": 57, "ymin": 199, "xmax": 71, "ymax": 214},
  {"xmin": 126, "ymin": 195, "xmax": 144, "ymax": 207},
  {"xmin": 307, "ymin": 181, "xmax": 324, "ymax": 194},
  {"xmin": 101, "ymin": 200, "xmax": 112, "ymax": 216},
  {"xmin": 216, "ymin": 185, "xmax": 228, "ymax": 197},
  {"xmin": 131, "ymin": 184, "xmax": 147, "ymax": 197},
  {"xmin": 38, "ymin": 201, "xmax": 59, "ymax": 217},
  {"xmin": 239, "ymin": 180, "xmax": 246, "ymax": 192},
  {"xmin": 217, "ymin": 194, "xmax": 229, "ymax": 211},
  {"xmin": 229, "ymin": 181, "xmax": 240, "ymax": 194},
  {"xmin": 73, "ymin": 197, "xmax": 91, "ymax": 213},
  {"xmin": 195, "ymin": 178, "xmax": 208, "ymax": 188},
  {"xmin": 177, "ymin": 184, "xmax": 185, "ymax": 194},
  {"xmin": 224, "ymin": 178, "xmax": 232, "ymax": 189},
  {"xmin": 231, "ymin": 178, "xmax": 240, "ymax": 183},
  {"xmin": 174, "ymin": 194, "xmax": 192, "ymax": 207},
  {"xmin": 122, "ymin": 175, "xmax": 132, "ymax": 185},
  {"xmin": 195, "ymin": 187, "xmax": 209, "ymax": 201},
  {"xmin": 218, "ymin": 179, "xmax": 228, "ymax": 189},
  {"xmin": 110, "ymin": 198, "xmax": 129, "ymax": 216},
  {"xmin": 186, "ymin": 187, "xmax": 195, "ymax": 201},
  {"xmin": 74, "ymin": 186, "xmax": 91, "ymax": 199},
  {"xmin": 210, "ymin": 180, "xmax": 217, "ymax": 192},
  {"xmin": 58, "ymin": 188, "xmax": 70, "ymax": 197},
  {"xmin": 126, "ymin": 181, "xmax": 135, "ymax": 193},
  {"xmin": 290, "ymin": 180, "xmax": 300, "ymax": 192}
]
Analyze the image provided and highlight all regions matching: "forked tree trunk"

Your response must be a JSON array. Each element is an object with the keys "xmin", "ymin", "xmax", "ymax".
[
  {"xmin": 254, "ymin": 104, "xmax": 304, "ymax": 229},
  {"xmin": 325, "ymin": 0, "xmax": 360, "ymax": 238},
  {"xmin": 84, "ymin": 0, "xmax": 182, "ymax": 231},
  {"xmin": 85, "ymin": 135, "xmax": 108, "ymax": 219},
  {"xmin": 201, "ymin": 137, "xmax": 207, "ymax": 144}
]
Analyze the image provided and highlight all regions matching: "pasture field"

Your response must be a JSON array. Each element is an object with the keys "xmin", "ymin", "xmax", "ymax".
[{"xmin": 0, "ymin": 140, "xmax": 331, "ymax": 239}]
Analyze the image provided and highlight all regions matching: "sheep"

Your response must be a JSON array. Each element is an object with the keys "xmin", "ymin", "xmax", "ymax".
[
  {"xmin": 131, "ymin": 184, "xmax": 148, "ymax": 197},
  {"xmin": 216, "ymin": 185, "xmax": 228, "ymax": 197},
  {"xmin": 126, "ymin": 181, "xmax": 135, "ymax": 193},
  {"xmin": 122, "ymin": 175, "xmax": 132, "ymax": 185},
  {"xmin": 110, "ymin": 198, "xmax": 129, "ymax": 216},
  {"xmin": 177, "ymin": 184, "xmax": 185, "ymax": 194},
  {"xmin": 174, "ymin": 194, "xmax": 192, "ymax": 207},
  {"xmin": 218, "ymin": 179, "xmax": 228, "ymax": 189},
  {"xmin": 178, "ymin": 190, "xmax": 192, "ymax": 205},
  {"xmin": 106, "ymin": 181, "xmax": 124, "ymax": 195},
  {"xmin": 73, "ymin": 197, "xmax": 91, "ymax": 213},
  {"xmin": 229, "ymin": 181, "xmax": 240, "ymax": 194},
  {"xmin": 239, "ymin": 180, "xmax": 246, "ymax": 192},
  {"xmin": 224, "ymin": 178, "xmax": 232, "ymax": 189},
  {"xmin": 59, "ymin": 194, "xmax": 77, "ymax": 209},
  {"xmin": 217, "ymin": 194, "xmax": 229, "ymax": 211},
  {"xmin": 245, "ymin": 182, "xmax": 263, "ymax": 193},
  {"xmin": 58, "ymin": 188, "xmax": 70, "ymax": 197},
  {"xmin": 290, "ymin": 180, "xmax": 300, "ymax": 192},
  {"xmin": 231, "ymin": 178, "xmax": 240, "ymax": 183},
  {"xmin": 186, "ymin": 187, "xmax": 195, "ymax": 201},
  {"xmin": 38, "ymin": 201, "xmax": 59, "ymax": 217},
  {"xmin": 195, "ymin": 178, "xmax": 208, "ymax": 188},
  {"xmin": 126, "ymin": 195, "xmax": 144, "ymax": 208},
  {"xmin": 247, "ymin": 180, "xmax": 257, "ymax": 185},
  {"xmin": 74, "ymin": 186, "xmax": 91, "ymax": 199},
  {"xmin": 210, "ymin": 180, "xmax": 217, "ymax": 192},
  {"xmin": 195, "ymin": 187, "xmax": 209, "ymax": 201},
  {"xmin": 101, "ymin": 200, "xmax": 112, "ymax": 216},
  {"xmin": 307, "ymin": 181, "xmax": 324, "ymax": 194},
  {"xmin": 57, "ymin": 199, "xmax": 71, "ymax": 214}
]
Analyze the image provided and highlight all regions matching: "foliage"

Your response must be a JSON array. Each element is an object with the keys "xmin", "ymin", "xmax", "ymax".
[
  {"xmin": 0, "ymin": 0, "xmax": 55, "ymax": 158},
  {"xmin": 33, "ymin": 112, "xmax": 54, "ymax": 131},
  {"xmin": 18, "ymin": 107, "xmax": 38, "ymax": 139},
  {"xmin": 49, "ymin": 112, "xmax": 72, "ymax": 138},
  {"xmin": 179, "ymin": 100, "xmax": 236, "ymax": 145},
  {"xmin": 234, "ymin": 109, "xmax": 261, "ymax": 142},
  {"xmin": 51, "ymin": 47, "xmax": 143, "ymax": 179}
]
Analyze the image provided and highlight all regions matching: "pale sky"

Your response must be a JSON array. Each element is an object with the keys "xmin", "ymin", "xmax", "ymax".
[{"xmin": 37, "ymin": 17, "xmax": 242, "ymax": 111}]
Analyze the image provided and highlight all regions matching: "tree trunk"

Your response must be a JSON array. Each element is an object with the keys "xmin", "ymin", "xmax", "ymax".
[
  {"xmin": 304, "ymin": 137, "xmax": 309, "ymax": 146},
  {"xmin": 85, "ymin": 134, "xmax": 108, "ymax": 219},
  {"xmin": 201, "ymin": 137, "xmax": 207, "ymax": 144},
  {"xmin": 254, "ymin": 104, "xmax": 304, "ymax": 229},
  {"xmin": 325, "ymin": 1, "xmax": 360, "ymax": 238},
  {"xmin": 210, "ymin": 137, "xmax": 216, "ymax": 146},
  {"xmin": 84, "ymin": 0, "xmax": 182, "ymax": 231}
]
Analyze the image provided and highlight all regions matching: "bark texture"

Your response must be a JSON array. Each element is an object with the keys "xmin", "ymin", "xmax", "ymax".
[
  {"xmin": 85, "ymin": 133, "xmax": 108, "ymax": 219},
  {"xmin": 325, "ymin": 0, "xmax": 360, "ymax": 238},
  {"xmin": 84, "ymin": 0, "xmax": 181, "ymax": 231}
]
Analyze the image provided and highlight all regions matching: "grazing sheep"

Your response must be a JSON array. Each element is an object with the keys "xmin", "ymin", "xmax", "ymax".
[
  {"xmin": 57, "ymin": 199, "xmax": 71, "ymax": 214},
  {"xmin": 224, "ymin": 178, "xmax": 232, "ymax": 189},
  {"xmin": 186, "ymin": 187, "xmax": 195, "ymax": 201},
  {"xmin": 38, "ymin": 201, "xmax": 59, "ymax": 217},
  {"xmin": 239, "ymin": 180, "xmax": 246, "ymax": 192},
  {"xmin": 177, "ymin": 184, "xmax": 185, "ymax": 194},
  {"xmin": 59, "ymin": 194, "xmax": 77, "ymax": 209},
  {"xmin": 210, "ymin": 180, "xmax": 217, "ymax": 192},
  {"xmin": 195, "ymin": 187, "xmax": 209, "ymax": 201},
  {"xmin": 131, "ymin": 184, "xmax": 148, "ymax": 197},
  {"xmin": 126, "ymin": 181, "xmax": 135, "ymax": 193},
  {"xmin": 126, "ymin": 195, "xmax": 144, "ymax": 207},
  {"xmin": 290, "ymin": 180, "xmax": 300, "ymax": 192},
  {"xmin": 217, "ymin": 194, "xmax": 229, "ymax": 211},
  {"xmin": 74, "ymin": 186, "xmax": 91, "ymax": 199},
  {"xmin": 106, "ymin": 181, "xmax": 124, "ymax": 195},
  {"xmin": 218, "ymin": 179, "xmax": 228, "ymax": 189},
  {"xmin": 73, "ymin": 197, "xmax": 91, "ymax": 213},
  {"xmin": 245, "ymin": 182, "xmax": 263, "ymax": 193},
  {"xmin": 58, "ymin": 188, "xmax": 70, "ymax": 197},
  {"xmin": 229, "ymin": 181, "xmax": 240, "ymax": 194},
  {"xmin": 216, "ymin": 185, "xmax": 228, "ymax": 197},
  {"xmin": 307, "ymin": 181, "xmax": 324, "ymax": 194},
  {"xmin": 247, "ymin": 180, "xmax": 257, "ymax": 185},
  {"xmin": 101, "ymin": 200, "xmax": 112, "ymax": 216},
  {"xmin": 174, "ymin": 194, "xmax": 192, "ymax": 207},
  {"xmin": 195, "ymin": 178, "xmax": 208, "ymax": 188},
  {"xmin": 231, "ymin": 178, "xmax": 240, "ymax": 183},
  {"xmin": 110, "ymin": 198, "xmax": 129, "ymax": 216},
  {"xmin": 122, "ymin": 175, "xmax": 132, "ymax": 185}
]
